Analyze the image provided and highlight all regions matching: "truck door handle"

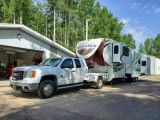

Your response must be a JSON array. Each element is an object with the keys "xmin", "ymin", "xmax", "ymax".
[{"xmin": 71, "ymin": 69, "xmax": 75, "ymax": 72}]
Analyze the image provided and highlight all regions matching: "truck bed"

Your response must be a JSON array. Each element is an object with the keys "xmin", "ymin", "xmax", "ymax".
[{"xmin": 88, "ymin": 66, "xmax": 111, "ymax": 73}]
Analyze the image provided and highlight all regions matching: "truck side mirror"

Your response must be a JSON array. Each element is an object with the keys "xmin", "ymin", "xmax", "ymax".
[
  {"xmin": 71, "ymin": 68, "xmax": 76, "ymax": 72},
  {"xmin": 61, "ymin": 64, "xmax": 66, "ymax": 68}
]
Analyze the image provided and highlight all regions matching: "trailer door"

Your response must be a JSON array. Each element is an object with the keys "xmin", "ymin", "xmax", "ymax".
[{"xmin": 112, "ymin": 44, "xmax": 121, "ymax": 63}]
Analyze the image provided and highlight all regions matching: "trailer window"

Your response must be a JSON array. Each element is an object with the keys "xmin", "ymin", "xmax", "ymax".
[
  {"xmin": 142, "ymin": 61, "xmax": 146, "ymax": 66},
  {"xmin": 114, "ymin": 45, "xmax": 119, "ymax": 54},
  {"xmin": 74, "ymin": 59, "xmax": 81, "ymax": 68},
  {"xmin": 123, "ymin": 46, "xmax": 129, "ymax": 56}
]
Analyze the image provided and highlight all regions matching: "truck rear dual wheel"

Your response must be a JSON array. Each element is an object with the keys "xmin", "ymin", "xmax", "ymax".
[
  {"xmin": 96, "ymin": 78, "xmax": 103, "ymax": 89},
  {"xmin": 135, "ymin": 77, "xmax": 138, "ymax": 82},
  {"xmin": 38, "ymin": 80, "xmax": 56, "ymax": 99},
  {"xmin": 132, "ymin": 77, "xmax": 138, "ymax": 82}
]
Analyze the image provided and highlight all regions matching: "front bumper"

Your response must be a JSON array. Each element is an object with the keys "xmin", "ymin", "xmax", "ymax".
[{"xmin": 10, "ymin": 82, "xmax": 39, "ymax": 92}]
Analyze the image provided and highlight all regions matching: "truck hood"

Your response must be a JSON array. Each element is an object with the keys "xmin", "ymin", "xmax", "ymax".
[{"xmin": 13, "ymin": 65, "xmax": 53, "ymax": 71}]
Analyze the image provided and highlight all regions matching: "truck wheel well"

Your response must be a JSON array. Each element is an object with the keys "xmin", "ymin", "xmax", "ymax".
[
  {"xmin": 40, "ymin": 75, "xmax": 57, "ymax": 84},
  {"xmin": 98, "ymin": 76, "xmax": 103, "ymax": 80}
]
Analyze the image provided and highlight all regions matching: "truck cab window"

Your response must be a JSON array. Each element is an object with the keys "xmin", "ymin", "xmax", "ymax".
[
  {"xmin": 61, "ymin": 59, "xmax": 73, "ymax": 68},
  {"xmin": 74, "ymin": 59, "xmax": 81, "ymax": 68},
  {"xmin": 114, "ymin": 45, "xmax": 119, "ymax": 54}
]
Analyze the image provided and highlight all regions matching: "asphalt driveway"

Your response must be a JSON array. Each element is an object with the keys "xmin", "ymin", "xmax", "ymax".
[{"xmin": 0, "ymin": 76, "xmax": 160, "ymax": 120}]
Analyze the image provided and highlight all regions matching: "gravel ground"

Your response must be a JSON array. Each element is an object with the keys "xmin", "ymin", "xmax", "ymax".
[{"xmin": 0, "ymin": 75, "xmax": 160, "ymax": 120}]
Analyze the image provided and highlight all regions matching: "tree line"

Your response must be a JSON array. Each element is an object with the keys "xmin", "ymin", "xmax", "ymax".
[
  {"xmin": 138, "ymin": 34, "xmax": 160, "ymax": 59},
  {"xmin": 1, "ymin": 0, "xmax": 159, "ymax": 56}
]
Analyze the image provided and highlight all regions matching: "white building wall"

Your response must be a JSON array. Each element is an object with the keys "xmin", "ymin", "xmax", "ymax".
[
  {"xmin": 0, "ymin": 29, "xmax": 52, "ymax": 61},
  {"xmin": 57, "ymin": 50, "xmax": 74, "ymax": 57},
  {"xmin": 155, "ymin": 58, "xmax": 160, "ymax": 75},
  {"xmin": 0, "ymin": 27, "xmax": 75, "ymax": 63},
  {"xmin": 0, "ymin": 29, "xmax": 62, "ymax": 61},
  {"xmin": 150, "ymin": 56, "xmax": 155, "ymax": 75},
  {"xmin": 0, "ymin": 29, "xmax": 50, "ymax": 51}
]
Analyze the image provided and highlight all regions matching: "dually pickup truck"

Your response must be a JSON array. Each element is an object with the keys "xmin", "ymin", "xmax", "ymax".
[{"xmin": 10, "ymin": 57, "xmax": 106, "ymax": 98}]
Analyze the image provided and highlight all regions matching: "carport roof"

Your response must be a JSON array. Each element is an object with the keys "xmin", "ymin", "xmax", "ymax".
[{"xmin": 0, "ymin": 23, "xmax": 75, "ymax": 57}]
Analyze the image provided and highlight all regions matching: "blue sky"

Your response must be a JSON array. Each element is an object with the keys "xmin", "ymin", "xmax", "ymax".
[{"xmin": 97, "ymin": 0, "xmax": 160, "ymax": 48}]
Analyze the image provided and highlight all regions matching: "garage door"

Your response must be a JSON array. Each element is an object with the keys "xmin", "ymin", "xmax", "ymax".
[{"xmin": 0, "ymin": 45, "xmax": 43, "ymax": 79}]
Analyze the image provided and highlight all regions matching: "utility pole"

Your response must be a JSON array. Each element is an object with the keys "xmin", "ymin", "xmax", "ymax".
[
  {"xmin": 53, "ymin": 0, "xmax": 56, "ymax": 42},
  {"xmin": 53, "ymin": 7, "xmax": 56, "ymax": 42}
]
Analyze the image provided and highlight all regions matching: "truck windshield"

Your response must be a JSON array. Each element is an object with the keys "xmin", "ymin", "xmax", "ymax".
[{"xmin": 40, "ymin": 58, "xmax": 62, "ymax": 66}]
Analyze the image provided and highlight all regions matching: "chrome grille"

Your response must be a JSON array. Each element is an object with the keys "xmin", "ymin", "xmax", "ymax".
[{"xmin": 12, "ymin": 71, "xmax": 24, "ymax": 80}]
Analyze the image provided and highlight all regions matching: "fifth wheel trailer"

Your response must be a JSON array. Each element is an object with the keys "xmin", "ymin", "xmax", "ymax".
[
  {"xmin": 140, "ymin": 54, "xmax": 151, "ymax": 75},
  {"xmin": 140, "ymin": 54, "xmax": 160, "ymax": 75},
  {"xmin": 76, "ymin": 38, "xmax": 141, "ymax": 83}
]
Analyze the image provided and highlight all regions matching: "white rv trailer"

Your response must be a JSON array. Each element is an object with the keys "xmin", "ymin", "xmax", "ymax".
[
  {"xmin": 76, "ymin": 38, "xmax": 141, "ymax": 83},
  {"xmin": 140, "ymin": 54, "xmax": 151, "ymax": 75},
  {"xmin": 149, "ymin": 56, "xmax": 160, "ymax": 75},
  {"xmin": 154, "ymin": 58, "xmax": 160, "ymax": 74}
]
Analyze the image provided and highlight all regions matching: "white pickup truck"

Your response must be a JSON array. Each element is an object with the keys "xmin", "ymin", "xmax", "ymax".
[{"xmin": 10, "ymin": 57, "xmax": 106, "ymax": 98}]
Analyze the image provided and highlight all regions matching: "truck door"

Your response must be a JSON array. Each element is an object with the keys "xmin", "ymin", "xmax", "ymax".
[
  {"xmin": 61, "ymin": 58, "xmax": 81, "ymax": 85},
  {"xmin": 73, "ymin": 59, "xmax": 85, "ymax": 83},
  {"xmin": 112, "ymin": 44, "xmax": 121, "ymax": 63},
  {"xmin": 60, "ymin": 58, "xmax": 74, "ymax": 85}
]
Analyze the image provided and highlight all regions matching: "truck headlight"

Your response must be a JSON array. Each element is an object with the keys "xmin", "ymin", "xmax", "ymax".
[{"xmin": 25, "ymin": 71, "xmax": 36, "ymax": 78}]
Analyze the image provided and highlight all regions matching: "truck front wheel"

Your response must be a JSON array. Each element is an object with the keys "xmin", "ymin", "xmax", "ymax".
[{"xmin": 38, "ymin": 80, "xmax": 56, "ymax": 99}]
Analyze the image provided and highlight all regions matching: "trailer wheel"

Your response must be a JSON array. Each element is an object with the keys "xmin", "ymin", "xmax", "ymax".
[
  {"xmin": 96, "ymin": 78, "xmax": 103, "ymax": 89},
  {"xmin": 132, "ymin": 77, "xmax": 138, "ymax": 82},
  {"xmin": 131, "ymin": 77, "xmax": 135, "ymax": 82},
  {"xmin": 38, "ymin": 80, "xmax": 56, "ymax": 99},
  {"xmin": 135, "ymin": 77, "xmax": 138, "ymax": 82}
]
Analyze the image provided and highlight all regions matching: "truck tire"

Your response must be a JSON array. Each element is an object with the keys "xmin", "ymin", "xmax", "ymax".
[
  {"xmin": 135, "ymin": 77, "xmax": 138, "ymax": 82},
  {"xmin": 131, "ymin": 77, "xmax": 138, "ymax": 82},
  {"xmin": 96, "ymin": 78, "xmax": 103, "ymax": 89},
  {"xmin": 38, "ymin": 80, "xmax": 56, "ymax": 99}
]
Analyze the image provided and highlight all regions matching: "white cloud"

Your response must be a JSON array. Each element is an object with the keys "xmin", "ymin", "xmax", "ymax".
[
  {"xmin": 120, "ymin": 18, "xmax": 129, "ymax": 25},
  {"xmin": 154, "ymin": 8, "xmax": 160, "ymax": 14},
  {"xmin": 131, "ymin": 2, "xmax": 141, "ymax": 9},
  {"xmin": 124, "ymin": 28, "xmax": 147, "ymax": 42},
  {"xmin": 131, "ymin": 2, "xmax": 160, "ymax": 15},
  {"xmin": 120, "ymin": 19, "xmax": 155, "ymax": 49},
  {"xmin": 131, "ymin": 2, "xmax": 137, "ymax": 7}
]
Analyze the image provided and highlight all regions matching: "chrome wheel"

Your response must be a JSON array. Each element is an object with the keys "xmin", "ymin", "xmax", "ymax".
[
  {"xmin": 43, "ymin": 84, "xmax": 53, "ymax": 96},
  {"xmin": 38, "ymin": 80, "xmax": 56, "ymax": 99}
]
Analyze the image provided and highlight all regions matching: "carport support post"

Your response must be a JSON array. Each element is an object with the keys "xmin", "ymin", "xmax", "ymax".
[{"xmin": 8, "ymin": 54, "xmax": 10, "ymax": 65}]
